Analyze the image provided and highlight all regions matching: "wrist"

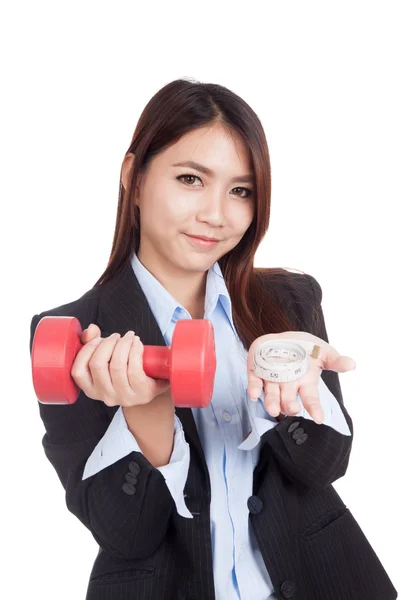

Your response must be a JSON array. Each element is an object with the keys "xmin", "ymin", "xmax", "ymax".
[{"xmin": 122, "ymin": 389, "xmax": 174, "ymax": 420}]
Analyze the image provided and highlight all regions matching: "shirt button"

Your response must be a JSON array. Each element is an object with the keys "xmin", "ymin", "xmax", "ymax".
[{"xmin": 223, "ymin": 411, "xmax": 232, "ymax": 422}]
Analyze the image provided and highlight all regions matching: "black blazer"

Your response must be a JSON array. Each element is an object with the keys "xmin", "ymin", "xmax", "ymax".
[{"xmin": 29, "ymin": 260, "xmax": 397, "ymax": 600}]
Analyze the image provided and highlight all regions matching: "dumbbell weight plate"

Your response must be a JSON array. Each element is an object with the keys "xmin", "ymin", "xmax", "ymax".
[
  {"xmin": 31, "ymin": 316, "xmax": 83, "ymax": 404},
  {"xmin": 169, "ymin": 319, "xmax": 216, "ymax": 408}
]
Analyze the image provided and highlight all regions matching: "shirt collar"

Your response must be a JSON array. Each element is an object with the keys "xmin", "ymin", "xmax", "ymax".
[{"xmin": 130, "ymin": 252, "xmax": 234, "ymax": 335}]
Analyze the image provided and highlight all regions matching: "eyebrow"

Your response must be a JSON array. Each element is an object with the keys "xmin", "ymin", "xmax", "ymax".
[{"xmin": 172, "ymin": 160, "xmax": 255, "ymax": 184}]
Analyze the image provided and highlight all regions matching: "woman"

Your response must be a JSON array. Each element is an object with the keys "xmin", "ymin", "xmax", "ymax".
[{"xmin": 29, "ymin": 78, "xmax": 397, "ymax": 600}]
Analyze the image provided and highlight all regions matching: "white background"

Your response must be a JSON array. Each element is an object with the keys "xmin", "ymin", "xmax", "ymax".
[{"xmin": 2, "ymin": 1, "xmax": 399, "ymax": 598}]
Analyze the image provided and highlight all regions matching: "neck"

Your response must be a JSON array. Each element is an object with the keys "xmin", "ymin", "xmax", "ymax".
[{"xmin": 137, "ymin": 248, "xmax": 207, "ymax": 318}]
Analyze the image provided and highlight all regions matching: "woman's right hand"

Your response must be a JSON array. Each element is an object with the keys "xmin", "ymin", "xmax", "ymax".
[{"xmin": 71, "ymin": 323, "xmax": 171, "ymax": 407}]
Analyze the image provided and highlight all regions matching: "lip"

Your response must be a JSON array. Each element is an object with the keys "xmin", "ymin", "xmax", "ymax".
[{"xmin": 184, "ymin": 234, "xmax": 219, "ymax": 249}]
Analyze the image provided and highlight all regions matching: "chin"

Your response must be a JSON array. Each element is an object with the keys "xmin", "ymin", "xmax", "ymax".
[{"xmin": 178, "ymin": 255, "xmax": 215, "ymax": 271}]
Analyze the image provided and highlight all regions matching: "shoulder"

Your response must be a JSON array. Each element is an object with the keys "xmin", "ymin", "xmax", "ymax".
[
  {"xmin": 254, "ymin": 266, "xmax": 323, "ymax": 330},
  {"xmin": 30, "ymin": 284, "xmax": 104, "ymax": 350},
  {"xmin": 32, "ymin": 284, "xmax": 103, "ymax": 321},
  {"xmin": 255, "ymin": 266, "xmax": 322, "ymax": 305}
]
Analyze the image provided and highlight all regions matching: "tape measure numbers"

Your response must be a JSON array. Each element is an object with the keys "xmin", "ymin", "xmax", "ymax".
[{"xmin": 253, "ymin": 339, "xmax": 321, "ymax": 384}]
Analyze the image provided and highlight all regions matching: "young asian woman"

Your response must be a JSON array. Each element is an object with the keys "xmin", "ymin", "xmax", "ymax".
[{"xmin": 29, "ymin": 78, "xmax": 397, "ymax": 600}]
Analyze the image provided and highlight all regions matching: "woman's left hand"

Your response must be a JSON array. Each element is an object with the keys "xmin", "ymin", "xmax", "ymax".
[{"xmin": 247, "ymin": 331, "xmax": 356, "ymax": 424}]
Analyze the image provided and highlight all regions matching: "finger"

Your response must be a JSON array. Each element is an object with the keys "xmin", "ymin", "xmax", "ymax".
[
  {"xmin": 279, "ymin": 380, "xmax": 301, "ymax": 416},
  {"xmin": 126, "ymin": 335, "xmax": 154, "ymax": 401},
  {"xmin": 247, "ymin": 368, "xmax": 264, "ymax": 400},
  {"xmin": 70, "ymin": 334, "xmax": 104, "ymax": 391},
  {"xmin": 263, "ymin": 381, "xmax": 281, "ymax": 417},
  {"xmin": 298, "ymin": 382, "xmax": 324, "ymax": 423},
  {"xmin": 127, "ymin": 336, "xmax": 170, "ymax": 400},
  {"xmin": 108, "ymin": 331, "xmax": 138, "ymax": 399},
  {"xmin": 87, "ymin": 333, "xmax": 122, "ymax": 401},
  {"xmin": 80, "ymin": 323, "xmax": 102, "ymax": 344}
]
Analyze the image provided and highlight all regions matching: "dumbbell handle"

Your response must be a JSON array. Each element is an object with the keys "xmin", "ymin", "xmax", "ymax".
[{"xmin": 143, "ymin": 347, "xmax": 171, "ymax": 380}]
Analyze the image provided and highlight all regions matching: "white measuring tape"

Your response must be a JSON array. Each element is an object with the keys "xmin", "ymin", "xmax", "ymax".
[{"xmin": 253, "ymin": 339, "xmax": 321, "ymax": 383}]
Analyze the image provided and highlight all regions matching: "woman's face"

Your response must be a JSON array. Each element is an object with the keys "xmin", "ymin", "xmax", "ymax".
[{"xmin": 124, "ymin": 123, "xmax": 256, "ymax": 276}]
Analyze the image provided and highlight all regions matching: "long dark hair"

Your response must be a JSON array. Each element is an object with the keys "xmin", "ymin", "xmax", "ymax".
[{"xmin": 93, "ymin": 78, "xmax": 314, "ymax": 350}]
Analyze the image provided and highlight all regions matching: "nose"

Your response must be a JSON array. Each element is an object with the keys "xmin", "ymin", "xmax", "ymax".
[{"xmin": 196, "ymin": 190, "xmax": 225, "ymax": 226}]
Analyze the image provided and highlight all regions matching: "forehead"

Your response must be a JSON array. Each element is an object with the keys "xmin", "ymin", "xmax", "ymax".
[{"xmin": 157, "ymin": 125, "xmax": 253, "ymax": 173}]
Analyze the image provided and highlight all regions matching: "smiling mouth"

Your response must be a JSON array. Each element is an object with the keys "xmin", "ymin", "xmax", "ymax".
[
  {"xmin": 183, "ymin": 233, "xmax": 220, "ymax": 248},
  {"xmin": 185, "ymin": 234, "xmax": 221, "ymax": 242}
]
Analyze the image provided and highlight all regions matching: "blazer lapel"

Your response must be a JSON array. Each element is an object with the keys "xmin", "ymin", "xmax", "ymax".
[{"xmin": 96, "ymin": 259, "xmax": 208, "ymax": 472}]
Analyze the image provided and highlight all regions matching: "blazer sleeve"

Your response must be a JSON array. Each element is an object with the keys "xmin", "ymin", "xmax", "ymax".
[
  {"xmin": 82, "ymin": 407, "xmax": 193, "ymax": 519},
  {"xmin": 30, "ymin": 311, "xmax": 176, "ymax": 561},
  {"xmin": 260, "ymin": 274, "xmax": 354, "ymax": 492}
]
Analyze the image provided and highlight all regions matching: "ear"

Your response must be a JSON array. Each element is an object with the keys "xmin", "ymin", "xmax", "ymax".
[
  {"xmin": 121, "ymin": 152, "xmax": 135, "ymax": 192},
  {"xmin": 121, "ymin": 152, "xmax": 143, "ymax": 207}
]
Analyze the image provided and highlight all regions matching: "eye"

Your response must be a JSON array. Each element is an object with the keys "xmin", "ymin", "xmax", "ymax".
[
  {"xmin": 177, "ymin": 174, "xmax": 200, "ymax": 186},
  {"xmin": 232, "ymin": 186, "xmax": 253, "ymax": 199},
  {"xmin": 176, "ymin": 174, "xmax": 253, "ymax": 199}
]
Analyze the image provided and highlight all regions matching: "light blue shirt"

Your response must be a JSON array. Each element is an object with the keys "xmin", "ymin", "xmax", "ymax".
[{"xmin": 83, "ymin": 253, "xmax": 351, "ymax": 600}]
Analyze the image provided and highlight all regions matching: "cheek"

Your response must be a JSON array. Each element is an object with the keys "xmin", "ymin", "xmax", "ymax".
[
  {"xmin": 143, "ymin": 193, "xmax": 191, "ymax": 228},
  {"xmin": 161, "ymin": 195, "xmax": 195, "ymax": 228},
  {"xmin": 231, "ymin": 204, "xmax": 254, "ymax": 232}
]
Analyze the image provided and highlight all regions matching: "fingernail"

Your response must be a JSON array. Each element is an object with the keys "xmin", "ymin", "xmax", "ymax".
[
  {"xmin": 289, "ymin": 403, "xmax": 300, "ymax": 413},
  {"xmin": 110, "ymin": 332, "xmax": 120, "ymax": 338},
  {"xmin": 89, "ymin": 336, "xmax": 102, "ymax": 345}
]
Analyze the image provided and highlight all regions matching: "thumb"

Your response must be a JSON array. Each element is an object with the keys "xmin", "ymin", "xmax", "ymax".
[
  {"xmin": 153, "ymin": 379, "xmax": 172, "ymax": 398},
  {"xmin": 329, "ymin": 355, "xmax": 357, "ymax": 373},
  {"xmin": 323, "ymin": 349, "xmax": 357, "ymax": 373},
  {"xmin": 80, "ymin": 323, "xmax": 101, "ymax": 344}
]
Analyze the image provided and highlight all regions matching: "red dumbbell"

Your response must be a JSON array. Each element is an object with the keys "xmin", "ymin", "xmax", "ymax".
[{"xmin": 31, "ymin": 317, "xmax": 216, "ymax": 408}]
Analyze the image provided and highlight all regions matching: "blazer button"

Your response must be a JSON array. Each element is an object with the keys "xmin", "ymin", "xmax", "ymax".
[
  {"xmin": 288, "ymin": 421, "xmax": 300, "ymax": 433},
  {"xmin": 125, "ymin": 472, "xmax": 138, "ymax": 485},
  {"xmin": 280, "ymin": 579, "xmax": 296, "ymax": 598},
  {"xmin": 292, "ymin": 427, "xmax": 305, "ymax": 440},
  {"xmin": 296, "ymin": 433, "xmax": 308, "ymax": 445},
  {"xmin": 122, "ymin": 483, "xmax": 136, "ymax": 495},
  {"xmin": 247, "ymin": 495, "xmax": 264, "ymax": 514},
  {"xmin": 128, "ymin": 461, "xmax": 140, "ymax": 476}
]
